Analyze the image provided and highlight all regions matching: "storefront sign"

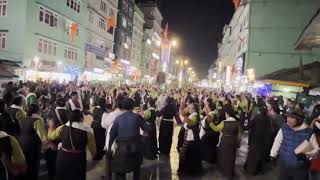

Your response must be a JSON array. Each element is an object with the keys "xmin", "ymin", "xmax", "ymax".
[
  {"xmin": 85, "ymin": 43, "xmax": 106, "ymax": 57},
  {"xmin": 63, "ymin": 65, "xmax": 80, "ymax": 75},
  {"xmin": 37, "ymin": 60, "xmax": 57, "ymax": 72}
]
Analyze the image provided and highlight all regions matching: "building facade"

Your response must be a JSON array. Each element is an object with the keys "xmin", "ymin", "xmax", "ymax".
[
  {"xmin": 0, "ymin": 0, "xmax": 87, "ymax": 82},
  {"xmin": 129, "ymin": 4, "xmax": 144, "ymax": 80},
  {"xmin": 114, "ymin": 0, "xmax": 134, "ymax": 79},
  {"xmin": 216, "ymin": 0, "xmax": 320, "ymax": 83},
  {"xmin": 138, "ymin": 1, "xmax": 163, "ymax": 78},
  {"xmin": 85, "ymin": 0, "xmax": 118, "ymax": 81}
]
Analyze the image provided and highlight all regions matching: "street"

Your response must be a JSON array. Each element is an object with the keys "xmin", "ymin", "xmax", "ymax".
[{"xmin": 39, "ymin": 126, "xmax": 278, "ymax": 180}]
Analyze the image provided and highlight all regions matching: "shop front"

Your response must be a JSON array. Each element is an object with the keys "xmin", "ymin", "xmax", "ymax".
[{"xmin": 26, "ymin": 59, "xmax": 81, "ymax": 83}]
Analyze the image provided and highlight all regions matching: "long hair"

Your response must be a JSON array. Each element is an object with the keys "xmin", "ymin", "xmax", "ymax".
[{"xmin": 69, "ymin": 110, "xmax": 83, "ymax": 150}]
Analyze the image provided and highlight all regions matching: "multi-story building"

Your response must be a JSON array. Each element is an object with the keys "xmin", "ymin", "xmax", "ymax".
[
  {"xmin": 85, "ymin": 0, "xmax": 118, "ymax": 81},
  {"xmin": 137, "ymin": 1, "xmax": 163, "ymax": 78},
  {"xmin": 216, "ymin": 0, "xmax": 320, "ymax": 83},
  {"xmin": 114, "ymin": 0, "xmax": 134, "ymax": 79},
  {"xmin": 129, "ymin": 5, "xmax": 144, "ymax": 81},
  {"xmin": 0, "ymin": 0, "xmax": 87, "ymax": 82}
]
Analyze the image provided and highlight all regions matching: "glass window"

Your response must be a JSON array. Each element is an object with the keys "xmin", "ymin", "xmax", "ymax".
[
  {"xmin": 39, "ymin": 7, "xmax": 58, "ymax": 28},
  {"xmin": 0, "ymin": 0, "xmax": 7, "ymax": 16},
  {"xmin": 0, "ymin": 32, "xmax": 6, "ymax": 49},
  {"xmin": 38, "ymin": 39, "xmax": 42, "ymax": 53},
  {"xmin": 67, "ymin": 0, "xmax": 80, "ymax": 13},
  {"xmin": 89, "ymin": 11, "xmax": 93, "ymax": 23},
  {"xmin": 98, "ymin": 18, "xmax": 106, "ymax": 30},
  {"xmin": 122, "ymin": 17, "xmax": 127, "ymax": 28}
]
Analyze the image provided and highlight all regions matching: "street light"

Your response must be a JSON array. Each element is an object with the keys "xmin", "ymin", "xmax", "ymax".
[{"xmin": 171, "ymin": 39, "xmax": 178, "ymax": 47}]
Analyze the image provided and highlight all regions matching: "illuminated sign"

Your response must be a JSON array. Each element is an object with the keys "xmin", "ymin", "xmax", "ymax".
[{"xmin": 63, "ymin": 65, "xmax": 80, "ymax": 75}]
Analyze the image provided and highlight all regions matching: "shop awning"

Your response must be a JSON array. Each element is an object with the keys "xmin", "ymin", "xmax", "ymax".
[
  {"xmin": 295, "ymin": 9, "xmax": 320, "ymax": 50},
  {"xmin": 0, "ymin": 59, "xmax": 21, "ymax": 67},
  {"xmin": 0, "ymin": 68, "xmax": 18, "ymax": 78},
  {"xmin": 263, "ymin": 79, "xmax": 309, "ymax": 88}
]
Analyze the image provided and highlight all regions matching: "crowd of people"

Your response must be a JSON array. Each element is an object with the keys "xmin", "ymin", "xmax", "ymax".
[{"xmin": 0, "ymin": 80, "xmax": 320, "ymax": 180}]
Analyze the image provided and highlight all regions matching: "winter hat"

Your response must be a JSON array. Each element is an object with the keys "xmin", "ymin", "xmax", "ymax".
[{"xmin": 286, "ymin": 108, "xmax": 305, "ymax": 124}]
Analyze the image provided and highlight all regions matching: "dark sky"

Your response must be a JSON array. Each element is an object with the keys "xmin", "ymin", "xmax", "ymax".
[{"xmin": 160, "ymin": 0, "xmax": 234, "ymax": 78}]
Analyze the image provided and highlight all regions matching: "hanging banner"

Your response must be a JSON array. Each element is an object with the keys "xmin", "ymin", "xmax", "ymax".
[{"xmin": 69, "ymin": 23, "xmax": 78, "ymax": 44}]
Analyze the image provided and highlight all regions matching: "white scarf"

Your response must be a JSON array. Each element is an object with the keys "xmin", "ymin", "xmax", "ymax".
[
  {"xmin": 65, "ymin": 121, "xmax": 94, "ymax": 134},
  {"xmin": 55, "ymin": 107, "xmax": 67, "ymax": 125},
  {"xmin": 0, "ymin": 131, "xmax": 9, "ymax": 138},
  {"xmin": 10, "ymin": 104, "xmax": 23, "ymax": 111},
  {"xmin": 183, "ymin": 112, "xmax": 198, "ymax": 141},
  {"xmin": 68, "ymin": 99, "xmax": 82, "ymax": 111}
]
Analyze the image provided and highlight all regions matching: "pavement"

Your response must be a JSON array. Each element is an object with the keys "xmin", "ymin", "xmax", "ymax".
[{"xmin": 39, "ymin": 126, "xmax": 278, "ymax": 180}]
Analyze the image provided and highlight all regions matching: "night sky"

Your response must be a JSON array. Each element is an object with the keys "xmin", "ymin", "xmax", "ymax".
[{"xmin": 160, "ymin": 0, "xmax": 234, "ymax": 78}]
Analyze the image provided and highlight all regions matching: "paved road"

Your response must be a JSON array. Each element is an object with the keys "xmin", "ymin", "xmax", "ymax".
[{"xmin": 39, "ymin": 126, "xmax": 278, "ymax": 180}]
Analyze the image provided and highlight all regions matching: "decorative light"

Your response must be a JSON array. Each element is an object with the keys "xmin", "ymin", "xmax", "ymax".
[
  {"xmin": 176, "ymin": 60, "xmax": 179, "ymax": 64},
  {"xmin": 156, "ymin": 40, "xmax": 161, "ymax": 47},
  {"xmin": 184, "ymin": 60, "xmax": 189, "ymax": 65},
  {"xmin": 146, "ymin": 39, "xmax": 151, "ymax": 45},
  {"xmin": 58, "ymin": 61, "xmax": 62, "ymax": 65},
  {"xmin": 152, "ymin": 53, "xmax": 160, "ymax": 60},
  {"xmin": 120, "ymin": 59, "xmax": 130, "ymax": 65},
  {"xmin": 171, "ymin": 40, "xmax": 178, "ymax": 47}
]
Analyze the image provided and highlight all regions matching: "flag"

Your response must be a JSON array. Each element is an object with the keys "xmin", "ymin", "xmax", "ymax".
[
  {"xmin": 69, "ymin": 23, "xmax": 78, "ymax": 44},
  {"xmin": 107, "ymin": 16, "xmax": 116, "ymax": 30},
  {"xmin": 233, "ymin": 0, "xmax": 241, "ymax": 10}
]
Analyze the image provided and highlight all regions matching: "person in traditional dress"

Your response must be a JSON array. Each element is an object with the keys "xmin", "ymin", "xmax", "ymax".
[
  {"xmin": 208, "ymin": 106, "xmax": 239, "ymax": 179},
  {"xmin": 308, "ymin": 117, "xmax": 320, "ymax": 180},
  {"xmin": 7, "ymin": 96, "xmax": 26, "ymax": 137},
  {"xmin": 177, "ymin": 103, "xmax": 202, "ymax": 175},
  {"xmin": 108, "ymin": 98, "xmax": 150, "ymax": 180},
  {"xmin": 200, "ymin": 98, "xmax": 219, "ymax": 164},
  {"xmin": 244, "ymin": 106, "xmax": 272, "ymax": 175},
  {"xmin": 48, "ymin": 110, "xmax": 96, "ymax": 180},
  {"xmin": 53, "ymin": 97, "xmax": 69, "ymax": 125},
  {"xmin": 92, "ymin": 98, "xmax": 107, "ymax": 160},
  {"xmin": 26, "ymin": 86, "xmax": 37, "ymax": 107},
  {"xmin": 158, "ymin": 97, "xmax": 178, "ymax": 156},
  {"xmin": 0, "ymin": 123, "xmax": 26, "ymax": 180},
  {"xmin": 101, "ymin": 95, "xmax": 125, "ymax": 180},
  {"xmin": 142, "ymin": 98, "xmax": 158, "ymax": 160},
  {"xmin": 66, "ymin": 91, "xmax": 82, "ymax": 111},
  {"xmin": 19, "ymin": 104, "xmax": 47, "ymax": 180}
]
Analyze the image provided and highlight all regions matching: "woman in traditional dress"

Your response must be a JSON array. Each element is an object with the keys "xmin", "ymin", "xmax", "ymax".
[
  {"xmin": 48, "ymin": 110, "xmax": 96, "ymax": 180},
  {"xmin": 7, "ymin": 96, "xmax": 26, "ymax": 137},
  {"xmin": 200, "ymin": 98, "xmax": 219, "ymax": 164},
  {"xmin": 0, "ymin": 121, "xmax": 26, "ymax": 180},
  {"xmin": 158, "ymin": 97, "xmax": 178, "ymax": 156},
  {"xmin": 19, "ymin": 104, "xmax": 47, "ymax": 180},
  {"xmin": 92, "ymin": 98, "xmax": 107, "ymax": 160},
  {"xmin": 143, "ymin": 98, "xmax": 158, "ymax": 160},
  {"xmin": 208, "ymin": 106, "xmax": 239, "ymax": 179},
  {"xmin": 177, "ymin": 103, "xmax": 202, "ymax": 175}
]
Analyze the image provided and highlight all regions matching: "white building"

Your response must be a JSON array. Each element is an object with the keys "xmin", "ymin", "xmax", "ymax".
[
  {"xmin": 217, "ymin": 1, "xmax": 249, "ymax": 83},
  {"xmin": 84, "ymin": 0, "xmax": 118, "ymax": 81},
  {"xmin": 130, "ymin": 5, "xmax": 145, "ymax": 71},
  {"xmin": 138, "ymin": 1, "xmax": 163, "ymax": 77}
]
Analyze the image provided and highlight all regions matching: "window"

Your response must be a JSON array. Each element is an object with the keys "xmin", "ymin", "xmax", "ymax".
[
  {"xmin": 39, "ymin": 7, "xmax": 58, "ymax": 28},
  {"xmin": 0, "ymin": 0, "xmax": 7, "ymax": 16},
  {"xmin": 100, "ymin": 0, "xmax": 107, "ymax": 13},
  {"xmin": 121, "ymin": 33, "xmax": 126, "ymax": 45},
  {"xmin": 64, "ymin": 47, "xmax": 78, "ymax": 60},
  {"xmin": 96, "ymin": 55, "xmax": 104, "ymax": 61},
  {"xmin": 89, "ymin": 11, "xmax": 93, "ymax": 23},
  {"xmin": 128, "ymin": 7, "xmax": 133, "ymax": 19},
  {"xmin": 0, "ymin": 32, "xmax": 6, "ymax": 49},
  {"xmin": 98, "ymin": 18, "xmax": 106, "ymax": 30},
  {"xmin": 109, "ymin": 8, "xmax": 114, "ymax": 17},
  {"xmin": 66, "ymin": 21, "xmax": 79, "ymax": 36},
  {"xmin": 122, "ymin": 17, "xmax": 127, "ymax": 28},
  {"xmin": 67, "ymin": 0, "xmax": 80, "ymax": 13},
  {"xmin": 38, "ymin": 39, "xmax": 57, "ymax": 56},
  {"xmin": 87, "ymin": 32, "xmax": 93, "ymax": 43}
]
